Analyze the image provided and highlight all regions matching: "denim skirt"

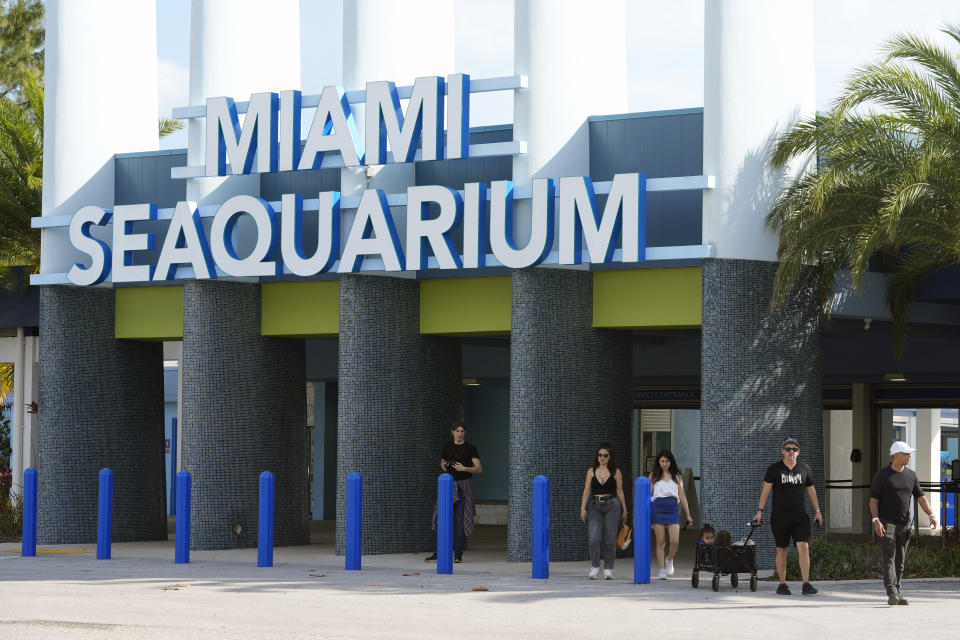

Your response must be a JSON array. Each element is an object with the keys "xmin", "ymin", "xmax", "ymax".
[{"xmin": 651, "ymin": 497, "xmax": 680, "ymax": 525}]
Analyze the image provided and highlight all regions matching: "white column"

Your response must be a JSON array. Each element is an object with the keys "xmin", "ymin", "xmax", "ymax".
[
  {"xmin": 702, "ymin": 0, "xmax": 816, "ymax": 261},
  {"xmin": 916, "ymin": 409, "xmax": 941, "ymax": 528},
  {"xmin": 41, "ymin": 0, "xmax": 159, "ymax": 274},
  {"xmin": 187, "ymin": 0, "xmax": 301, "ymax": 204},
  {"xmin": 826, "ymin": 409, "xmax": 854, "ymax": 529},
  {"xmin": 10, "ymin": 328, "xmax": 24, "ymax": 493},
  {"xmin": 512, "ymin": 0, "xmax": 627, "ymax": 249},
  {"xmin": 513, "ymin": 0, "xmax": 627, "ymax": 184},
  {"xmin": 340, "ymin": 0, "xmax": 456, "ymax": 253},
  {"xmin": 21, "ymin": 335, "xmax": 38, "ymax": 470}
]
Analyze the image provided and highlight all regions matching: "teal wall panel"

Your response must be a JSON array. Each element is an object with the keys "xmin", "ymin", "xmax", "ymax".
[{"xmin": 464, "ymin": 385, "xmax": 509, "ymax": 501}]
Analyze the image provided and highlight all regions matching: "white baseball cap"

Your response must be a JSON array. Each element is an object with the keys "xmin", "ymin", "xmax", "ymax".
[{"xmin": 890, "ymin": 441, "xmax": 916, "ymax": 455}]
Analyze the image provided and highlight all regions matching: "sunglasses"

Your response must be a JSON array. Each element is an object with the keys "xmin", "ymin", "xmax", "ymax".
[
  {"xmin": 783, "ymin": 447, "xmax": 799, "ymax": 452},
  {"xmin": 598, "ymin": 453, "xmax": 610, "ymax": 458}
]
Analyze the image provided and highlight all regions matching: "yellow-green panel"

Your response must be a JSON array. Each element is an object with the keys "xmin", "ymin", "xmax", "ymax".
[
  {"xmin": 593, "ymin": 267, "xmax": 702, "ymax": 328},
  {"xmin": 420, "ymin": 276, "xmax": 511, "ymax": 335},
  {"xmin": 115, "ymin": 286, "xmax": 184, "ymax": 340},
  {"xmin": 262, "ymin": 281, "xmax": 339, "ymax": 337}
]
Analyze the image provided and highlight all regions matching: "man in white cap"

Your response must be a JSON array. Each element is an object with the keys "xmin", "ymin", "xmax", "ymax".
[{"xmin": 869, "ymin": 441, "xmax": 938, "ymax": 605}]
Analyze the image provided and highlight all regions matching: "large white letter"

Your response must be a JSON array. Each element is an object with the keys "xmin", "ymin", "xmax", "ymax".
[
  {"xmin": 154, "ymin": 201, "xmax": 217, "ymax": 281},
  {"xmin": 299, "ymin": 85, "xmax": 364, "ymax": 169},
  {"xmin": 67, "ymin": 206, "xmax": 112, "ymax": 286},
  {"xmin": 489, "ymin": 179, "xmax": 554, "ymax": 269},
  {"xmin": 205, "ymin": 92, "xmax": 279, "ymax": 176},
  {"xmin": 406, "ymin": 185, "xmax": 463, "ymax": 270},
  {"xmin": 365, "ymin": 76, "xmax": 444, "ymax": 164},
  {"xmin": 338, "ymin": 189, "xmax": 405, "ymax": 272},
  {"xmin": 278, "ymin": 90, "xmax": 302, "ymax": 172},
  {"xmin": 112, "ymin": 203, "xmax": 157, "ymax": 283},
  {"xmin": 446, "ymin": 73, "xmax": 470, "ymax": 160},
  {"xmin": 462, "ymin": 182, "xmax": 487, "ymax": 269},
  {"xmin": 559, "ymin": 173, "xmax": 645, "ymax": 264},
  {"xmin": 210, "ymin": 195, "xmax": 281, "ymax": 277},
  {"xmin": 280, "ymin": 192, "xmax": 340, "ymax": 276}
]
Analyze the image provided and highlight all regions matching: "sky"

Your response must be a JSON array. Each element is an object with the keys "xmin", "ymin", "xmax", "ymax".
[{"xmin": 155, "ymin": 0, "xmax": 960, "ymax": 150}]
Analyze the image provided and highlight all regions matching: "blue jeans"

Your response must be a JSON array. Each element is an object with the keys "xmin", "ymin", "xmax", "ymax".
[{"xmin": 587, "ymin": 496, "xmax": 621, "ymax": 569}]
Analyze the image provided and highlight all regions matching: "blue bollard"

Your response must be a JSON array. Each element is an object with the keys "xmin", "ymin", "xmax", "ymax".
[
  {"xmin": 175, "ymin": 470, "xmax": 191, "ymax": 564},
  {"xmin": 22, "ymin": 468, "xmax": 37, "ymax": 557},
  {"xmin": 345, "ymin": 473, "xmax": 362, "ymax": 570},
  {"xmin": 97, "ymin": 468, "xmax": 113, "ymax": 560},
  {"xmin": 532, "ymin": 475, "xmax": 549, "ymax": 579},
  {"xmin": 634, "ymin": 476, "xmax": 651, "ymax": 584},
  {"xmin": 437, "ymin": 473, "xmax": 453, "ymax": 575},
  {"xmin": 257, "ymin": 471, "xmax": 275, "ymax": 567}
]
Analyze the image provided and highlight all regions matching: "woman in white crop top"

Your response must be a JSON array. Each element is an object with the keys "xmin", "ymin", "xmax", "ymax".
[{"xmin": 648, "ymin": 450, "xmax": 694, "ymax": 579}]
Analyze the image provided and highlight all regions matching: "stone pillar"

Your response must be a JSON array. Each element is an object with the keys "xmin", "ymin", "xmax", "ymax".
[
  {"xmin": 700, "ymin": 259, "xmax": 823, "ymax": 569},
  {"xmin": 336, "ymin": 276, "xmax": 462, "ymax": 555},
  {"xmin": 850, "ymin": 383, "xmax": 875, "ymax": 534},
  {"xmin": 181, "ymin": 281, "xmax": 308, "ymax": 549},
  {"xmin": 508, "ymin": 270, "xmax": 632, "ymax": 562},
  {"xmin": 37, "ymin": 287, "xmax": 165, "ymax": 543}
]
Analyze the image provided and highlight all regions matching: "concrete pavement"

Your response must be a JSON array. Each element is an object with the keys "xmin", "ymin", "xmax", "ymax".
[{"xmin": 1, "ymin": 528, "xmax": 958, "ymax": 639}]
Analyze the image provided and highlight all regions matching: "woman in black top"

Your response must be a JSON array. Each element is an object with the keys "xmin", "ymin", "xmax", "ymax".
[{"xmin": 579, "ymin": 442, "xmax": 628, "ymax": 579}]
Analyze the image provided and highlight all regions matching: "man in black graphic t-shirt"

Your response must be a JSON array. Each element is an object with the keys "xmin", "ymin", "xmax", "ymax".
[
  {"xmin": 424, "ymin": 420, "xmax": 482, "ymax": 563},
  {"xmin": 753, "ymin": 436, "xmax": 823, "ymax": 596}
]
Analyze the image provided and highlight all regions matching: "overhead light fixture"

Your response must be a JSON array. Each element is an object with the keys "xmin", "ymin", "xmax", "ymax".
[
  {"xmin": 884, "ymin": 373, "xmax": 908, "ymax": 383},
  {"xmin": 462, "ymin": 378, "xmax": 481, "ymax": 387}
]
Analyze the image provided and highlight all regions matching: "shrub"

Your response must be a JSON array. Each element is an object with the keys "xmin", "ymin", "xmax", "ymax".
[
  {"xmin": 0, "ymin": 483, "xmax": 22, "ymax": 542},
  {"xmin": 784, "ymin": 535, "xmax": 960, "ymax": 581}
]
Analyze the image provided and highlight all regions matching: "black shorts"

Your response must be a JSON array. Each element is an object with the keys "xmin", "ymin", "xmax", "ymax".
[{"xmin": 770, "ymin": 513, "xmax": 810, "ymax": 548}]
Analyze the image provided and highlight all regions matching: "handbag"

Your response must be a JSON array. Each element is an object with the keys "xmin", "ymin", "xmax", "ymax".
[{"xmin": 617, "ymin": 522, "xmax": 632, "ymax": 550}]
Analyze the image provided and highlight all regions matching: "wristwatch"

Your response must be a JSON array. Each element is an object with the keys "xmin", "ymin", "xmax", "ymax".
[{"xmin": 871, "ymin": 517, "xmax": 880, "ymax": 523}]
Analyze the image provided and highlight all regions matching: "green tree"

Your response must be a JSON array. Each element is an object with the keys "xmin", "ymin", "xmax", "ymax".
[
  {"xmin": 0, "ymin": 0, "xmax": 44, "ymax": 100},
  {"xmin": 159, "ymin": 117, "xmax": 184, "ymax": 138},
  {"xmin": 0, "ymin": 364, "xmax": 11, "ymax": 402},
  {"xmin": 0, "ymin": 75, "xmax": 40, "ymax": 289},
  {"xmin": 767, "ymin": 24, "xmax": 960, "ymax": 356},
  {"xmin": 0, "ymin": 402, "xmax": 11, "ymax": 469}
]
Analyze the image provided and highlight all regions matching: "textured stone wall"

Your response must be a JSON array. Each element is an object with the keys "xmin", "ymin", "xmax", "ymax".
[
  {"xmin": 700, "ymin": 259, "xmax": 823, "ymax": 569},
  {"xmin": 336, "ymin": 275, "xmax": 463, "ymax": 555},
  {"xmin": 508, "ymin": 270, "xmax": 633, "ymax": 562},
  {"xmin": 37, "ymin": 287, "xmax": 166, "ymax": 543},
  {"xmin": 181, "ymin": 281, "xmax": 308, "ymax": 549}
]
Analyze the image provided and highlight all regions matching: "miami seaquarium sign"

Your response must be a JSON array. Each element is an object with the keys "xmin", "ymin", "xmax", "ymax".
[{"xmin": 66, "ymin": 74, "xmax": 646, "ymax": 286}]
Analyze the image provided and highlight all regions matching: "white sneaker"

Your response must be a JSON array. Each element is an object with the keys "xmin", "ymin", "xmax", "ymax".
[
  {"xmin": 666, "ymin": 559, "xmax": 675, "ymax": 576},
  {"xmin": 603, "ymin": 569, "xmax": 614, "ymax": 580},
  {"xmin": 588, "ymin": 566, "xmax": 601, "ymax": 580},
  {"xmin": 658, "ymin": 568, "xmax": 667, "ymax": 580}
]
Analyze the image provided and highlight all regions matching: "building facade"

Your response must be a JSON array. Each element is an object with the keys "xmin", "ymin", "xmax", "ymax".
[{"xmin": 14, "ymin": 0, "xmax": 959, "ymax": 567}]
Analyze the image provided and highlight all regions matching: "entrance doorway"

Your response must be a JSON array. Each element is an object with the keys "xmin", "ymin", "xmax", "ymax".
[{"xmin": 633, "ymin": 407, "xmax": 701, "ymax": 497}]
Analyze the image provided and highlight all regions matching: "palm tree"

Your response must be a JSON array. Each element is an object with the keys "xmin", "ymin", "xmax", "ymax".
[
  {"xmin": 0, "ymin": 74, "xmax": 41, "ymax": 290},
  {"xmin": 767, "ymin": 24, "xmax": 960, "ymax": 356},
  {"xmin": 0, "ymin": 363, "xmax": 11, "ymax": 401}
]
